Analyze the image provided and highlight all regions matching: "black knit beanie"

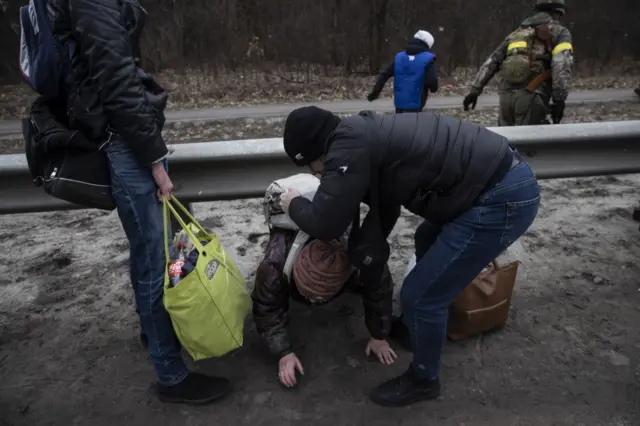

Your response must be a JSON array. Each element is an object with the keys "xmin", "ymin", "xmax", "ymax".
[{"xmin": 283, "ymin": 106, "xmax": 341, "ymax": 166}]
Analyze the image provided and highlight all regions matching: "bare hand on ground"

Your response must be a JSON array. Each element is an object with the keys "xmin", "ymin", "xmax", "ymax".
[
  {"xmin": 151, "ymin": 162, "xmax": 173, "ymax": 200},
  {"xmin": 279, "ymin": 353, "xmax": 304, "ymax": 387},
  {"xmin": 365, "ymin": 338, "xmax": 397, "ymax": 365}
]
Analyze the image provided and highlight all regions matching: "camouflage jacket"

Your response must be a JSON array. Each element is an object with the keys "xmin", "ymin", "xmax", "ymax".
[
  {"xmin": 250, "ymin": 228, "xmax": 394, "ymax": 359},
  {"xmin": 469, "ymin": 12, "xmax": 574, "ymax": 101}
]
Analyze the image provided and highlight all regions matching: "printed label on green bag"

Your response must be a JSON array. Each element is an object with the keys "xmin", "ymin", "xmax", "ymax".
[{"xmin": 205, "ymin": 259, "xmax": 220, "ymax": 280}]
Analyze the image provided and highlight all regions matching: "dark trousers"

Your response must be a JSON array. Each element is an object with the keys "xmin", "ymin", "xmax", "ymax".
[
  {"xmin": 401, "ymin": 161, "xmax": 540, "ymax": 380},
  {"xmin": 106, "ymin": 138, "xmax": 188, "ymax": 386}
]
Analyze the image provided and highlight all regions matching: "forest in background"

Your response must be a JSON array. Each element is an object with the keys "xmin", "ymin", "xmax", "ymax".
[{"xmin": 1, "ymin": 0, "xmax": 639, "ymax": 84}]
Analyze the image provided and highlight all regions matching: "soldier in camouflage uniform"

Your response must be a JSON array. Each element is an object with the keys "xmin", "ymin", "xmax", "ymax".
[{"xmin": 463, "ymin": 0, "xmax": 574, "ymax": 126}]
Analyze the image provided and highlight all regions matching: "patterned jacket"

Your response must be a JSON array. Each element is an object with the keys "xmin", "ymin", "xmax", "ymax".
[{"xmin": 469, "ymin": 12, "xmax": 574, "ymax": 102}]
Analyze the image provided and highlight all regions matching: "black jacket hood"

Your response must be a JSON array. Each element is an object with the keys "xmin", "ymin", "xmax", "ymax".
[{"xmin": 405, "ymin": 38, "xmax": 430, "ymax": 55}]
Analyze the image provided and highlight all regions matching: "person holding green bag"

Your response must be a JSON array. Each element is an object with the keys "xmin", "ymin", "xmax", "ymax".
[{"xmin": 36, "ymin": 0, "xmax": 233, "ymax": 405}]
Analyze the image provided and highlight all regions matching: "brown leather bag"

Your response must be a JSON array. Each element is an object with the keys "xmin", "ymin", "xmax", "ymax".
[{"xmin": 447, "ymin": 259, "xmax": 520, "ymax": 342}]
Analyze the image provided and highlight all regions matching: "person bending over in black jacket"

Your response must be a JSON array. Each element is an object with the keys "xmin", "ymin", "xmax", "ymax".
[
  {"xmin": 276, "ymin": 106, "xmax": 541, "ymax": 407},
  {"xmin": 46, "ymin": 0, "xmax": 230, "ymax": 404}
]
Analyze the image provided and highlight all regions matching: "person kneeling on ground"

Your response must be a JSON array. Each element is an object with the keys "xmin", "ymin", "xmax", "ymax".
[
  {"xmin": 252, "ymin": 174, "xmax": 397, "ymax": 388},
  {"xmin": 277, "ymin": 106, "xmax": 541, "ymax": 407}
]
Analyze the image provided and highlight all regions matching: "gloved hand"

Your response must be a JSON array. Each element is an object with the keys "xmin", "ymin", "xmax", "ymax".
[
  {"xmin": 463, "ymin": 93, "xmax": 478, "ymax": 111},
  {"xmin": 367, "ymin": 92, "xmax": 378, "ymax": 102},
  {"xmin": 550, "ymin": 99, "xmax": 565, "ymax": 124}
]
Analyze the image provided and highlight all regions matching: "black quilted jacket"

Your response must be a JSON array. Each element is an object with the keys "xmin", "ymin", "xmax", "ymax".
[
  {"xmin": 288, "ymin": 110, "xmax": 511, "ymax": 239},
  {"xmin": 50, "ymin": 0, "xmax": 168, "ymax": 165}
]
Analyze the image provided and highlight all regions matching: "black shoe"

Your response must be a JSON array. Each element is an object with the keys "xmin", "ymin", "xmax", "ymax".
[
  {"xmin": 157, "ymin": 373, "xmax": 232, "ymax": 405},
  {"xmin": 389, "ymin": 315, "xmax": 413, "ymax": 352},
  {"xmin": 139, "ymin": 331, "xmax": 148, "ymax": 350},
  {"xmin": 634, "ymin": 87, "xmax": 640, "ymax": 97},
  {"xmin": 369, "ymin": 367, "xmax": 441, "ymax": 407}
]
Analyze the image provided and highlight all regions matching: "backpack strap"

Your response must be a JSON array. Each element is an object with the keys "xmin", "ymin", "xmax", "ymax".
[{"xmin": 283, "ymin": 230, "xmax": 312, "ymax": 283}]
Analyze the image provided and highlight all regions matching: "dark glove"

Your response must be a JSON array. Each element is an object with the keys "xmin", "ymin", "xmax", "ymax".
[
  {"xmin": 463, "ymin": 93, "xmax": 478, "ymax": 111},
  {"xmin": 550, "ymin": 100, "xmax": 565, "ymax": 124},
  {"xmin": 367, "ymin": 92, "xmax": 378, "ymax": 102}
]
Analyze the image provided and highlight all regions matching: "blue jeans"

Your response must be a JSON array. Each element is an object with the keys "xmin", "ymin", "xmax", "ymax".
[
  {"xmin": 400, "ymin": 160, "xmax": 541, "ymax": 380},
  {"xmin": 106, "ymin": 138, "xmax": 188, "ymax": 386}
]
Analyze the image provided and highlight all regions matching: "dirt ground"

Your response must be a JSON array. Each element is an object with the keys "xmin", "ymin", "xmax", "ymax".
[
  {"xmin": 1, "ymin": 173, "xmax": 640, "ymax": 426},
  {"xmin": 1, "ymin": 66, "xmax": 639, "ymax": 119}
]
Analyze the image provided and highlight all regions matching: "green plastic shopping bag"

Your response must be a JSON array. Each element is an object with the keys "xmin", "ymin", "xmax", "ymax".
[{"xmin": 162, "ymin": 196, "xmax": 251, "ymax": 360}]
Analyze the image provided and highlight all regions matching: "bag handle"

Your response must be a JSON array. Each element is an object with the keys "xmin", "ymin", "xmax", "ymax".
[
  {"xmin": 168, "ymin": 195, "xmax": 210, "ymax": 236},
  {"xmin": 162, "ymin": 196, "xmax": 208, "ymax": 261},
  {"xmin": 163, "ymin": 199, "xmax": 171, "ymax": 263}
]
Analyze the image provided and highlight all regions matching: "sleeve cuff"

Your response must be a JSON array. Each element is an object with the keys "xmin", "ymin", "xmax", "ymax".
[{"xmin": 152, "ymin": 154, "xmax": 168, "ymax": 164}]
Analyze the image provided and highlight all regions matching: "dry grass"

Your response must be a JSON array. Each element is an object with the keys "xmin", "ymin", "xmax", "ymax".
[
  {"xmin": 1, "ymin": 101, "xmax": 639, "ymax": 154},
  {"xmin": 1, "ymin": 64, "xmax": 639, "ymax": 120}
]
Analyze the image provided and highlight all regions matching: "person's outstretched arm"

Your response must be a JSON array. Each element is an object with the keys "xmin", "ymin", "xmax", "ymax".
[
  {"xmin": 368, "ymin": 61, "xmax": 395, "ymax": 101},
  {"xmin": 469, "ymin": 37, "xmax": 509, "ymax": 96},
  {"xmin": 251, "ymin": 229, "xmax": 296, "ymax": 359},
  {"xmin": 288, "ymin": 125, "xmax": 372, "ymax": 241}
]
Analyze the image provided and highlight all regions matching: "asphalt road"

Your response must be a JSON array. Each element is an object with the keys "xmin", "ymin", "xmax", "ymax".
[{"xmin": 0, "ymin": 88, "xmax": 637, "ymax": 137}]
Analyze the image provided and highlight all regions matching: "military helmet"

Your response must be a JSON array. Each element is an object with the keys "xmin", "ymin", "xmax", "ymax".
[{"xmin": 535, "ymin": 0, "xmax": 566, "ymax": 15}]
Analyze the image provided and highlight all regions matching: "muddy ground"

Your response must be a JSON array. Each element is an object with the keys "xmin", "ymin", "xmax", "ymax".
[{"xmin": 1, "ymin": 173, "xmax": 639, "ymax": 426}]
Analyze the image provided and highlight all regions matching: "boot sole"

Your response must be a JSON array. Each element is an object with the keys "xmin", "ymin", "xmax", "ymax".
[
  {"xmin": 158, "ymin": 386, "xmax": 232, "ymax": 405},
  {"xmin": 369, "ymin": 390, "xmax": 440, "ymax": 407}
]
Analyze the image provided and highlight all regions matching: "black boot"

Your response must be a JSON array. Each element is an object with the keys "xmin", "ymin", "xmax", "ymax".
[
  {"xmin": 389, "ymin": 315, "xmax": 413, "ymax": 352},
  {"xmin": 157, "ymin": 373, "xmax": 232, "ymax": 405},
  {"xmin": 369, "ymin": 367, "xmax": 440, "ymax": 407}
]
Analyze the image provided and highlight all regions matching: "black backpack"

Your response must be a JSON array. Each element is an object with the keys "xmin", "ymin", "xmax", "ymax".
[{"xmin": 23, "ymin": 114, "xmax": 116, "ymax": 211}]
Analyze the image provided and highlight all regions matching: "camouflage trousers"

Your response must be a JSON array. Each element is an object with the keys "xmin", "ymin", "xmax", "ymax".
[{"xmin": 498, "ymin": 89, "xmax": 550, "ymax": 126}]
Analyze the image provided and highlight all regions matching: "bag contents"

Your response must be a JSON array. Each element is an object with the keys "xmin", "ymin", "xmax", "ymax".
[
  {"xmin": 168, "ymin": 252, "xmax": 185, "ymax": 287},
  {"xmin": 168, "ymin": 229, "xmax": 208, "ymax": 287}
]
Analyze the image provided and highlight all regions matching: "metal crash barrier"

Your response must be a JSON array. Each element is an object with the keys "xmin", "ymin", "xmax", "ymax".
[{"xmin": 0, "ymin": 120, "xmax": 639, "ymax": 215}]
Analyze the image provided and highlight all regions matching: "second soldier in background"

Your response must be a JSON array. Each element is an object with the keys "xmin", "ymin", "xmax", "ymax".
[{"xmin": 464, "ymin": 0, "xmax": 574, "ymax": 126}]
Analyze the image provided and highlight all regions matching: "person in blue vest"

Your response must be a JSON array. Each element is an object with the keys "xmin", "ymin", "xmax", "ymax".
[{"xmin": 367, "ymin": 30, "xmax": 439, "ymax": 113}]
